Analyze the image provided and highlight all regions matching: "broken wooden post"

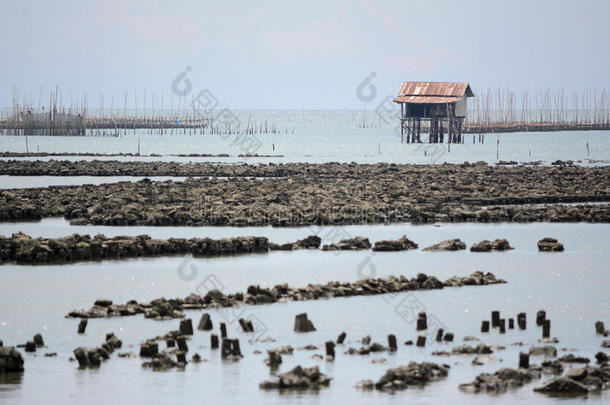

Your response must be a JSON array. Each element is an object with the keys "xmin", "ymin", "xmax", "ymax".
[
  {"xmin": 436, "ymin": 328, "xmax": 444, "ymax": 342},
  {"xmin": 326, "ymin": 341, "xmax": 336, "ymax": 358},
  {"xmin": 388, "ymin": 335, "xmax": 397, "ymax": 352},
  {"xmin": 210, "ymin": 334, "xmax": 219, "ymax": 349},
  {"xmin": 491, "ymin": 311, "xmax": 501, "ymax": 328},
  {"xmin": 542, "ymin": 319, "xmax": 551, "ymax": 338},
  {"xmin": 508, "ymin": 318, "xmax": 515, "ymax": 329},
  {"xmin": 443, "ymin": 333, "xmax": 454, "ymax": 342},
  {"xmin": 77, "ymin": 319, "xmax": 88, "ymax": 334},
  {"xmin": 166, "ymin": 339, "xmax": 175, "ymax": 348},
  {"xmin": 417, "ymin": 312, "xmax": 427, "ymax": 331},
  {"xmin": 176, "ymin": 337, "xmax": 188, "ymax": 352},
  {"xmin": 595, "ymin": 321, "xmax": 605, "ymax": 335},
  {"xmin": 179, "ymin": 319, "xmax": 193, "ymax": 335},
  {"xmin": 416, "ymin": 336, "xmax": 426, "ymax": 347},
  {"xmin": 176, "ymin": 351, "xmax": 187, "ymax": 364},
  {"xmin": 197, "ymin": 313, "xmax": 213, "ymax": 331},
  {"xmin": 294, "ymin": 313, "xmax": 316, "ymax": 333},
  {"xmin": 536, "ymin": 310, "xmax": 546, "ymax": 326},
  {"xmin": 337, "ymin": 331, "xmax": 346, "ymax": 344},
  {"xmin": 517, "ymin": 313, "xmax": 527, "ymax": 330},
  {"xmin": 481, "ymin": 320, "xmax": 490, "ymax": 333},
  {"xmin": 220, "ymin": 322, "xmax": 227, "ymax": 338},
  {"xmin": 519, "ymin": 352, "xmax": 530, "ymax": 369}
]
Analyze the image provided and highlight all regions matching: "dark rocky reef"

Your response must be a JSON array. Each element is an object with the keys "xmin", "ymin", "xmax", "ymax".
[
  {"xmin": 260, "ymin": 365, "xmax": 331, "ymax": 390},
  {"xmin": 0, "ymin": 233, "xmax": 269, "ymax": 264},
  {"xmin": 470, "ymin": 239, "xmax": 513, "ymax": 252},
  {"xmin": 356, "ymin": 362, "xmax": 450, "ymax": 392},
  {"xmin": 66, "ymin": 271, "xmax": 506, "ymax": 319},
  {"xmin": 1, "ymin": 162, "xmax": 609, "ymax": 225},
  {"xmin": 372, "ymin": 235, "xmax": 418, "ymax": 251}
]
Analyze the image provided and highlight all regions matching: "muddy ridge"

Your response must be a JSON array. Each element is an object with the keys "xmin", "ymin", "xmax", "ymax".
[{"xmin": 1, "ymin": 162, "xmax": 609, "ymax": 226}]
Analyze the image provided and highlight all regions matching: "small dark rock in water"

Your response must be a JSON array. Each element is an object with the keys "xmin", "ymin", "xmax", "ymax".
[
  {"xmin": 179, "ymin": 319, "xmax": 194, "ymax": 335},
  {"xmin": 603, "ymin": 340, "xmax": 610, "ymax": 348},
  {"xmin": 423, "ymin": 239, "xmax": 466, "ymax": 252},
  {"xmin": 559, "ymin": 354, "xmax": 590, "ymax": 364},
  {"xmin": 533, "ymin": 377, "xmax": 591, "ymax": 395},
  {"xmin": 44, "ymin": 352, "xmax": 57, "ymax": 357},
  {"xmin": 33, "ymin": 334, "xmax": 44, "ymax": 347},
  {"xmin": 374, "ymin": 362, "xmax": 450, "ymax": 391},
  {"xmin": 404, "ymin": 340, "xmax": 413, "ymax": 346},
  {"xmin": 355, "ymin": 379, "xmax": 374, "ymax": 390},
  {"xmin": 142, "ymin": 353, "xmax": 178, "ymax": 371},
  {"xmin": 337, "ymin": 332, "xmax": 346, "ymax": 344},
  {"xmin": 0, "ymin": 346, "xmax": 25, "ymax": 372},
  {"xmin": 259, "ymin": 365, "xmax": 331, "ymax": 390},
  {"xmin": 595, "ymin": 352, "xmax": 608, "ymax": 364},
  {"xmin": 94, "ymin": 299, "xmax": 113, "ymax": 307},
  {"xmin": 459, "ymin": 367, "xmax": 541, "ymax": 394},
  {"xmin": 373, "ymin": 235, "xmax": 418, "ymax": 251},
  {"xmin": 197, "ymin": 313, "xmax": 213, "ymax": 331},
  {"xmin": 537, "ymin": 238, "xmax": 564, "ymax": 252},
  {"xmin": 595, "ymin": 321, "xmax": 606, "ymax": 335},
  {"xmin": 530, "ymin": 346, "xmax": 557, "ymax": 357},
  {"xmin": 105, "ymin": 334, "xmax": 122, "ymax": 350},
  {"xmin": 118, "ymin": 352, "xmax": 136, "ymax": 358},
  {"xmin": 191, "ymin": 353, "xmax": 202, "ymax": 363},
  {"xmin": 294, "ymin": 313, "xmax": 316, "ymax": 333},
  {"xmin": 470, "ymin": 239, "xmax": 513, "ymax": 252},
  {"xmin": 322, "ymin": 236, "xmax": 371, "ymax": 251},
  {"xmin": 443, "ymin": 333, "xmax": 454, "ymax": 342},
  {"xmin": 238, "ymin": 318, "xmax": 254, "ymax": 333},
  {"xmin": 24, "ymin": 341, "xmax": 36, "ymax": 353}
]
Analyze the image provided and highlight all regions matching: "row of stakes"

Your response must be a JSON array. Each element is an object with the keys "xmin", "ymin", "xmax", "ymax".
[{"xmin": 72, "ymin": 310, "xmax": 555, "ymax": 367}]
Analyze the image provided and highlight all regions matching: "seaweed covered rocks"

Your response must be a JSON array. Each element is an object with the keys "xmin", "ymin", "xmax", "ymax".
[
  {"xmin": 459, "ymin": 367, "xmax": 542, "ymax": 394},
  {"xmin": 537, "ymin": 238, "xmax": 565, "ymax": 252},
  {"xmin": 2, "ymin": 162, "xmax": 608, "ymax": 226},
  {"xmin": 322, "ymin": 237, "xmax": 371, "ymax": 251},
  {"xmin": 423, "ymin": 239, "xmax": 467, "ymax": 252},
  {"xmin": 259, "ymin": 365, "xmax": 331, "ymax": 390},
  {"xmin": 0, "ymin": 233, "xmax": 269, "ymax": 264},
  {"xmin": 372, "ymin": 235, "xmax": 418, "ymax": 251},
  {"xmin": 357, "ymin": 362, "xmax": 450, "ymax": 392},
  {"xmin": 534, "ymin": 365, "xmax": 610, "ymax": 396},
  {"xmin": 470, "ymin": 239, "xmax": 513, "ymax": 252}
]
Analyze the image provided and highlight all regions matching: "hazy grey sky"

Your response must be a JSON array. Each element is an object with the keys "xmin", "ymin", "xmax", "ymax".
[{"xmin": 1, "ymin": 0, "xmax": 609, "ymax": 109}]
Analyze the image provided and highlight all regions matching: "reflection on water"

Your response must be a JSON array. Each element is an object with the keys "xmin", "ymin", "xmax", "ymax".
[{"xmin": 0, "ymin": 222, "xmax": 609, "ymax": 404}]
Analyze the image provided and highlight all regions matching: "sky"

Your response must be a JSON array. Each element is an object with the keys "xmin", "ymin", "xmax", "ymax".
[{"xmin": 1, "ymin": 0, "xmax": 609, "ymax": 110}]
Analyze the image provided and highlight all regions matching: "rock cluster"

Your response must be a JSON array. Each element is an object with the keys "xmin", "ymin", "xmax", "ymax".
[
  {"xmin": 372, "ymin": 235, "xmax": 418, "ymax": 251},
  {"xmin": 322, "ymin": 237, "xmax": 371, "ymax": 251},
  {"xmin": 534, "ymin": 365, "xmax": 610, "ymax": 395},
  {"xmin": 259, "ymin": 365, "xmax": 331, "ymax": 390},
  {"xmin": 0, "ymin": 233, "xmax": 269, "ymax": 264},
  {"xmin": 423, "ymin": 239, "xmax": 467, "ymax": 252},
  {"xmin": 537, "ymin": 238, "xmax": 565, "ymax": 252},
  {"xmin": 67, "ymin": 271, "xmax": 506, "ymax": 319},
  {"xmin": 269, "ymin": 235, "xmax": 321, "ymax": 251},
  {"xmin": 1, "ymin": 162, "xmax": 609, "ymax": 225},
  {"xmin": 470, "ymin": 239, "xmax": 513, "ymax": 252},
  {"xmin": 459, "ymin": 367, "xmax": 542, "ymax": 394},
  {"xmin": 73, "ymin": 333, "xmax": 123, "ymax": 368},
  {"xmin": 357, "ymin": 362, "xmax": 450, "ymax": 392}
]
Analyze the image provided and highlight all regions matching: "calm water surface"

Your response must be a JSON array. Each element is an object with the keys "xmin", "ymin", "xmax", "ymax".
[{"xmin": 1, "ymin": 222, "xmax": 609, "ymax": 404}]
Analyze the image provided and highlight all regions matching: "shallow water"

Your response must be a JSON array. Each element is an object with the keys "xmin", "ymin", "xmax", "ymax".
[
  {"xmin": 1, "ymin": 110, "xmax": 609, "ymax": 165},
  {"xmin": 1, "ymin": 222, "xmax": 609, "ymax": 404}
]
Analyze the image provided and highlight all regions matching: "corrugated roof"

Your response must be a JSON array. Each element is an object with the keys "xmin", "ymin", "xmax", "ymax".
[
  {"xmin": 397, "ymin": 82, "xmax": 474, "ymax": 98},
  {"xmin": 393, "ymin": 95, "xmax": 463, "ymax": 104}
]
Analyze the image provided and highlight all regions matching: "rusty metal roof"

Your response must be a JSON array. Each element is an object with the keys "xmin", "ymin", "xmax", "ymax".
[
  {"xmin": 393, "ymin": 95, "xmax": 464, "ymax": 104},
  {"xmin": 398, "ymin": 82, "xmax": 474, "ymax": 97}
]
